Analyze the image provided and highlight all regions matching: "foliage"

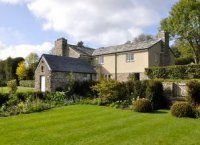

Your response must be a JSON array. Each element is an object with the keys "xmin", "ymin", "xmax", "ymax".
[
  {"xmin": 171, "ymin": 102, "xmax": 197, "ymax": 118},
  {"xmin": 145, "ymin": 65, "xmax": 200, "ymax": 79},
  {"xmin": 1, "ymin": 57, "xmax": 24, "ymax": 82},
  {"xmin": 175, "ymin": 57, "xmax": 194, "ymax": 65},
  {"xmin": 0, "ymin": 93, "xmax": 9, "ymax": 106},
  {"xmin": 186, "ymin": 81, "xmax": 200, "ymax": 105},
  {"xmin": 25, "ymin": 53, "xmax": 39, "ymax": 67},
  {"xmin": 133, "ymin": 99, "xmax": 152, "ymax": 113},
  {"xmin": 161, "ymin": 0, "xmax": 200, "ymax": 64},
  {"xmin": 65, "ymin": 72, "xmax": 75, "ymax": 98},
  {"xmin": 146, "ymin": 80, "xmax": 168, "ymax": 110},
  {"xmin": 133, "ymin": 34, "xmax": 154, "ymax": 43},
  {"xmin": 128, "ymin": 73, "xmax": 140, "ymax": 81},
  {"xmin": 109, "ymin": 100, "xmax": 131, "ymax": 109},
  {"xmin": 19, "ymin": 80, "xmax": 35, "ymax": 88},
  {"xmin": 25, "ymin": 53, "xmax": 39, "ymax": 80},
  {"xmin": 46, "ymin": 92, "xmax": 68, "ymax": 106},
  {"xmin": 72, "ymin": 81, "xmax": 98, "ymax": 98},
  {"xmin": 7, "ymin": 80, "xmax": 18, "ymax": 94},
  {"xmin": 78, "ymin": 98, "xmax": 102, "ymax": 106},
  {"xmin": 92, "ymin": 79, "xmax": 120, "ymax": 103},
  {"xmin": 16, "ymin": 61, "xmax": 27, "ymax": 80}
]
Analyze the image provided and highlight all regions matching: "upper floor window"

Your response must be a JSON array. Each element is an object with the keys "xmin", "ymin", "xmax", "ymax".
[
  {"xmin": 98, "ymin": 56, "xmax": 104, "ymax": 64},
  {"xmin": 126, "ymin": 53, "xmax": 134, "ymax": 62}
]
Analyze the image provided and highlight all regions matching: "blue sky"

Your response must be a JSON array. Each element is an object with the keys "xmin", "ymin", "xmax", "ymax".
[{"xmin": 0, "ymin": 0, "xmax": 178, "ymax": 60}]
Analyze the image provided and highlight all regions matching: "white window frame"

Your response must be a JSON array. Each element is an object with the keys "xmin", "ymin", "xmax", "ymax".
[
  {"xmin": 98, "ymin": 55, "xmax": 104, "ymax": 65},
  {"xmin": 126, "ymin": 52, "xmax": 135, "ymax": 62}
]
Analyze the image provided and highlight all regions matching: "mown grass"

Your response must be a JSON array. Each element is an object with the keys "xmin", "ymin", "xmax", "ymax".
[
  {"xmin": 0, "ymin": 105, "xmax": 200, "ymax": 145},
  {"xmin": 0, "ymin": 87, "xmax": 35, "ymax": 93}
]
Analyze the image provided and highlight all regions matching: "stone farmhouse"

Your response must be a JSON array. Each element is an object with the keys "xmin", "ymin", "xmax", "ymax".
[{"xmin": 35, "ymin": 31, "xmax": 175, "ymax": 92}]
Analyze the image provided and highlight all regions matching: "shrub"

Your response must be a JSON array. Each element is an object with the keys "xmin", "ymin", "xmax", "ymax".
[
  {"xmin": 146, "ymin": 80, "xmax": 168, "ymax": 110},
  {"xmin": 171, "ymin": 102, "xmax": 196, "ymax": 118},
  {"xmin": 19, "ymin": 80, "xmax": 34, "ymax": 88},
  {"xmin": 145, "ymin": 65, "xmax": 200, "ymax": 79},
  {"xmin": 186, "ymin": 81, "xmax": 200, "ymax": 105},
  {"xmin": 92, "ymin": 79, "xmax": 120, "ymax": 103},
  {"xmin": 46, "ymin": 92, "xmax": 68, "ymax": 105},
  {"xmin": 0, "ymin": 93, "xmax": 9, "ymax": 106},
  {"xmin": 72, "ymin": 81, "xmax": 98, "ymax": 98},
  {"xmin": 133, "ymin": 99, "xmax": 152, "ymax": 113},
  {"xmin": 7, "ymin": 80, "xmax": 18, "ymax": 94},
  {"xmin": 175, "ymin": 57, "xmax": 194, "ymax": 65}
]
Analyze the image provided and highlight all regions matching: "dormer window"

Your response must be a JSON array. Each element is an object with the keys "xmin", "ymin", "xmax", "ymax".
[
  {"xmin": 126, "ymin": 53, "xmax": 134, "ymax": 62},
  {"xmin": 98, "ymin": 56, "xmax": 104, "ymax": 64}
]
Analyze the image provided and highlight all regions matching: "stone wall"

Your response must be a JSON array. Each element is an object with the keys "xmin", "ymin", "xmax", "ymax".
[
  {"xmin": 51, "ymin": 72, "xmax": 96, "ymax": 91},
  {"xmin": 35, "ymin": 58, "xmax": 52, "ymax": 91},
  {"xmin": 163, "ymin": 82, "xmax": 187, "ymax": 98}
]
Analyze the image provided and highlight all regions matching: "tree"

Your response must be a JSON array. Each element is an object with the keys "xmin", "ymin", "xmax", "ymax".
[
  {"xmin": 25, "ymin": 53, "xmax": 39, "ymax": 80},
  {"xmin": 25, "ymin": 53, "xmax": 39, "ymax": 67},
  {"xmin": 5, "ymin": 57, "xmax": 13, "ymax": 81},
  {"xmin": 16, "ymin": 61, "xmax": 27, "ymax": 80},
  {"xmin": 133, "ymin": 34, "xmax": 154, "ymax": 43},
  {"xmin": 161, "ymin": 0, "xmax": 200, "ymax": 63},
  {"xmin": 173, "ymin": 39, "xmax": 194, "ymax": 58}
]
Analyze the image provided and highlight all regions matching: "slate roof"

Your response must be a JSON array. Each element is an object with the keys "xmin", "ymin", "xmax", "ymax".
[
  {"xmin": 92, "ymin": 39, "xmax": 161, "ymax": 56},
  {"xmin": 42, "ymin": 54, "xmax": 96, "ymax": 73},
  {"xmin": 69, "ymin": 44, "xmax": 95, "ymax": 56}
]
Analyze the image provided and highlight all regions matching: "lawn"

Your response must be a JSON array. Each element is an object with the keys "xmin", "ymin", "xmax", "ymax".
[
  {"xmin": 0, "ymin": 105, "xmax": 200, "ymax": 145},
  {"xmin": 0, "ymin": 87, "xmax": 35, "ymax": 93}
]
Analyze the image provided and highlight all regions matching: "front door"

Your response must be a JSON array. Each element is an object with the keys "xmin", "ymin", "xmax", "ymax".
[{"xmin": 40, "ymin": 76, "xmax": 46, "ymax": 92}]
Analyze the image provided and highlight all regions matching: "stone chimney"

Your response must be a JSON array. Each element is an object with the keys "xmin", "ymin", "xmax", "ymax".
[
  {"xmin": 157, "ymin": 30, "xmax": 169, "ymax": 48},
  {"xmin": 157, "ymin": 31, "xmax": 171, "ymax": 66},
  {"xmin": 53, "ymin": 38, "xmax": 68, "ymax": 56}
]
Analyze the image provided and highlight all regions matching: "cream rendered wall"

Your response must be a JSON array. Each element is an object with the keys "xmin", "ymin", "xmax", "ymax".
[
  {"xmin": 100, "ymin": 54, "xmax": 116, "ymax": 74},
  {"xmin": 117, "ymin": 50, "xmax": 149, "ymax": 73}
]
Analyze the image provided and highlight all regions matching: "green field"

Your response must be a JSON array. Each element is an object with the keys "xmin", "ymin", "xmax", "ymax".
[
  {"xmin": 0, "ymin": 87, "xmax": 35, "ymax": 93},
  {"xmin": 0, "ymin": 105, "xmax": 200, "ymax": 145}
]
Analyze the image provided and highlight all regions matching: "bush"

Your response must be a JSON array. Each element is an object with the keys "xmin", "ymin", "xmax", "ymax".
[
  {"xmin": 7, "ymin": 80, "xmax": 18, "ymax": 94},
  {"xmin": 175, "ymin": 57, "xmax": 194, "ymax": 65},
  {"xmin": 19, "ymin": 80, "xmax": 34, "ymax": 88},
  {"xmin": 72, "ymin": 81, "xmax": 98, "ymax": 98},
  {"xmin": 146, "ymin": 80, "xmax": 168, "ymax": 110},
  {"xmin": 46, "ymin": 92, "xmax": 68, "ymax": 105},
  {"xmin": 171, "ymin": 102, "xmax": 196, "ymax": 118},
  {"xmin": 92, "ymin": 79, "xmax": 120, "ymax": 103},
  {"xmin": 133, "ymin": 99, "xmax": 152, "ymax": 113},
  {"xmin": 0, "ymin": 93, "xmax": 9, "ymax": 106},
  {"xmin": 145, "ymin": 65, "xmax": 200, "ymax": 79},
  {"xmin": 186, "ymin": 81, "xmax": 200, "ymax": 105}
]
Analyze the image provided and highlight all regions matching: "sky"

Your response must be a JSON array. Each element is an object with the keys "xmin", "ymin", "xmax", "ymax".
[{"xmin": 0, "ymin": 0, "xmax": 178, "ymax": 60}]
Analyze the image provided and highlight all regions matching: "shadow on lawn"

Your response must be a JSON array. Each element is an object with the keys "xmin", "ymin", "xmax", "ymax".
[{"xmin": 151, "ymin": 110, "xmax": 169, "ymax": 114}]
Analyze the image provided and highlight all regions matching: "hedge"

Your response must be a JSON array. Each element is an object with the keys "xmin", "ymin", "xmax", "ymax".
[
  {"xmin": 186, "ymin": 81, "xmax": 200, "ymax": 105},
  {"xmin": 145, "ymin": 65, "xmax": 200, "ymax": 79},
  {"xmin": 19, "ymin": 80, "xmax": 35, "ymax": 88}
]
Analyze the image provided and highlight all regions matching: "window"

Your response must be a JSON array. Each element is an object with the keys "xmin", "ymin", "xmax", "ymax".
[
  {"xmin": 98, "ymin": 56, "xmax": 104, "ymax": 64},
  {"xmin": 126, "ymin": 53, "xmax": 134, "ymax": 62},
  {"xmin": 104, "ymin": 74, "xmax": 111, "ymax": 80},
  {"xmin": 41, "ymin": 66, "xmax": 44, "ymax": 72}
]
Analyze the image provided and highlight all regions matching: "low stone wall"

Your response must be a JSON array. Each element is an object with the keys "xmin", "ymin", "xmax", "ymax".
[{"xmin": 163, "ymin": 82, "xmax": 187, "ymax": 98}]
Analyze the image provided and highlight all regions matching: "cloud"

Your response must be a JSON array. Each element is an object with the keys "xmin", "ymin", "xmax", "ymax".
[
  {"xmin": 0, "ymin": 0, "xmax": 178, "ymax": 46},
  {"xmin": 0, "ymin": 41, "xmax": 53, "ymax": 60},
  {"xmin": 26, "ymin": 0, "xmax": 161, "ymax": 46},
  {"xmin": 0, "ymin": 0, "xmax": 29, "ymax": 4}
]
